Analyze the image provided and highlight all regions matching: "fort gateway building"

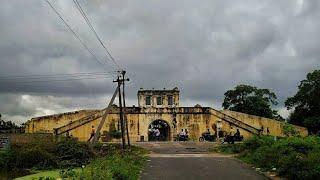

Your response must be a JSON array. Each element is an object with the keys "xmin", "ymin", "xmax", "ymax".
[{"xmin": 25, "ymin": 87, "xmax": 307, "ymax": 141}]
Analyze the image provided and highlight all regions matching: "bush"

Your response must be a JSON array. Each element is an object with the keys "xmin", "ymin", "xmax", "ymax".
[
  {"xmin": 55, "ymin": 138, "xmax": 93, "ymax": 168},
  {"xmin": 0, "ymin": 149, "xmax": 12, "ymax": 170},
  {"xmin": 0, "ymin": 136, "xmax": 95, "ymax": 171},
  {"xmin": 82, "ymin": 146, "xmax": 147, "ymax": 180},
  {"xmin": 241, "ymin": 135, "xmax": 275, "ymax": 152},
  {"xmin": 109, "ymin": 130, "xmax": 122, "ymax": 139},
  {"xmin": 236, "ymin": 136, "xmax": 320, "ymax": 179},
  {"xmin": 59, "ymin": 168, "xmax": 78, "ymax": 179},
  {"xmin": 211, "ymin": 144, "xmax": 244, "ymax": 154},
  {"xmin": 282, "ymin": 123, "xmax": 300, "ymax": 137},
  {"xmin": 81, "ymin": 158, "xmax": 113, "ymax": 180},
  {"xmin": 14, "ymin": 146, "xmax": 57, "ymax": 169}
]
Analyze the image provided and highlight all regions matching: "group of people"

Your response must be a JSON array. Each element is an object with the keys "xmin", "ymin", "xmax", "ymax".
[
  {"xmin": 149, "ymin": 128, "xmax": 161, "ymax": 141},
  {"xmin": 178, "ymin": 129, "xmax": 189, "ymax": 141},
  {"xmin": 86, "ymin": 125, "xmax": 246, "ymax": 142}
]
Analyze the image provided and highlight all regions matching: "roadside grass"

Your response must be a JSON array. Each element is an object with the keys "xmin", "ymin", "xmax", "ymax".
[
  {"xmin": 15, "ymin": 168, "xmax": 81, "ymax": 180},
  {"xmin": 211, "ymin": 135, "xmax": 320, "ymax": 179},
  {"xmin": 81, "ymin": 145, "xmax": 149, "ymax": 180},
  {"xmin": 13, "ymin": 145, "xmax": 148, "ymax": 180},
  {"xmin": 1, "ymin": 135, "xmax": 149, "ymax": 180},
  {"xmin": 15, "ymin": 170, "xmax": 59, "ymax": 180},
  {"xmin": 209, "ymin": 143, "xmax": 243, "ymax": 154}
]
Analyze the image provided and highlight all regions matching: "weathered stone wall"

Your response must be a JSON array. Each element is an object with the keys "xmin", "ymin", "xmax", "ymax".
[
  {"xmin": 221, "ymin": 110, "xmax": 308, "ymax": 137},
  {"xmin": 25, "ymin": 107, "xmax": 308, "ymax": 142},
  {"xmin": 25, "ymin": 110, "xmax": 99, "ymax": 134},
  {"xmin": 138, "ymin": 88, "xmax": 180, "ymax": 108}
]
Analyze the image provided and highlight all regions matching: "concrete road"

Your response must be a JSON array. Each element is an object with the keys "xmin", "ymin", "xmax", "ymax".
[
  {"xmin": 136, "ymin": 142, "xmax": 267, "ymax": 180},
  {"xmin": 134, "ymin": 141, "xmax": 216, "ymax": 154}
]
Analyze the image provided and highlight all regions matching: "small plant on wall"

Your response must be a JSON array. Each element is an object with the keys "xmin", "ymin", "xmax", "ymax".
[
  {"xmin": 109, "ymin": 130, "xmax": 121, "ymax": 139},
  {"xmin": 108, "ymin": 120, "xmax": 121, "ymax": 139},
  {"xmin": 282, "ymin": 122, "xmax": 300, "ymax": 137}
]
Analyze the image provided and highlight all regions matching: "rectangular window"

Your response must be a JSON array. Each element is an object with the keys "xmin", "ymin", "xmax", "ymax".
[
  {"xmin": 168, "ymin": 96, "xmax": 173, "ymax": 105},
  {"xmin": 146, "ymin": 96, "xmax": 151, "ymax": 105},
  {"xmin": 157, "ymin": 96, "xmax": 162, "ymax": 105}
]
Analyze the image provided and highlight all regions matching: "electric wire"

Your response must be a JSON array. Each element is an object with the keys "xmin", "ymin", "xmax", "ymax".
[
  {"xmin": 72, "ymin": 0, "xmax": 122, "ymax": 71},
  {"xmin": 0, "ymin": 76, "xmax": 113, "ymax": 84},
  {"xmin": 45, "ymin": 0, "xmax": 110, "ymax": 70},
  {"xmin": 0, "ymin": 72, "xmax": 116, "ymax": 80}
]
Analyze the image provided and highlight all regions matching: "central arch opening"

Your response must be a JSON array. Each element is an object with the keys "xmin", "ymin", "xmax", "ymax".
[{"xmin": 148, "ymin": 120, "xmax": 170, "ymax": 141}]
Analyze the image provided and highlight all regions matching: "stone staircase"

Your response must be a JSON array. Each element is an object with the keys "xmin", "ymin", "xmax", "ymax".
[
  {"xmin": 209, "ymin": 108, "xmax": 261, "ymax": 135},
  {"xmin": 54, "ymin": 111, "xmax": 102, "ymax": 135},
  {"xmin": 54, "ymin": 107, "xmax": 261, "ymax": 136}
]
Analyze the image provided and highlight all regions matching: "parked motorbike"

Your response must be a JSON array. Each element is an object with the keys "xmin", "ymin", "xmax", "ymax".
[
  {"xmin": 174, "ymin": 134, "xmax": 189, "ymax": 141},
  {"xmin": 179, "ymin": 135, "xmax": 188, "ymax": 141},
  {"xmin": 199, "ymin": 133, "xmax": 216, "ymax": 142},
  {"xmin": 223, "ymin": 134, "xmax": 243, "ymax": 144}
]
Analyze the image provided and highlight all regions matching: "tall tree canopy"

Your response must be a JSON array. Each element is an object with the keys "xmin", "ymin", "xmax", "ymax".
[
  {"xmin": 222, "ymin": 84, "xmax": 279, "ymax": 119},
  {"xmin": 285, "ymin": 69, "xmax": 320, "ymax": 134}
]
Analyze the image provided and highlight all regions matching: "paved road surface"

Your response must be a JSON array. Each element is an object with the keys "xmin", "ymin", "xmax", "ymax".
[
  {"xmin": 135, "ymin": 141, "xmax": 215, "ymax": 154},
  {"xmin": 135, "ymin": 142, "xmax": 267, "ymax": 180}
]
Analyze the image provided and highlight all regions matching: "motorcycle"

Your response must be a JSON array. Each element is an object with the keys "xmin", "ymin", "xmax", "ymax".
[
  {"xmin": 223, "ymin": 134, "xmax": 243, "ymax": 144},
  {"xmin": 174, "ymin": 134, "xmax": 189, "ymax": 141},
  {"xmin": 199, "ymin": 133, "xmax": 216, "ymax": 142}
]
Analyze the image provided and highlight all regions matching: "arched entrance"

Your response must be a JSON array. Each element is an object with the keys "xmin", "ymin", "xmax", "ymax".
[{"xmin": 148, "ymin": 120, "xmax": 171, "ymax": 141}]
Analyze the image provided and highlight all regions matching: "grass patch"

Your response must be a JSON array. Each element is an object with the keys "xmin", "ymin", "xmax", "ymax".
[
  {"xmin": 1, "ymin": 134, "xmax": 148, "ymax": 180},
  {"xmin": 15, "ymin": 145, "xmax": 148, "ymax": 180},
  {"xmin": 15, "ymin": 168, "xmax": 81, "ymax": 180},
  {"xmin": 216, "ymin": 135, "xmax": 320, "ymax": 179},
  {"xmin": 0, "ymin": 136, "xmax": 94, "ymax": 171},
  {"xmin": 15, "ymin": 170, "xmax": 61, "ymax": 180},
  {"xmin": 210, "ymin": 144, "xmax": 243, "ymax": 154},
  {"xmin": 81, "ymin": 146, "xmax": 148, "ymax": 180}
]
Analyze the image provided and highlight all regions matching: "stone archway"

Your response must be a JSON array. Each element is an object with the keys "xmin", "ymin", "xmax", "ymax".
[{"xmin": 148, "ymin": 119, "xmax": 171, "ymax": 141}]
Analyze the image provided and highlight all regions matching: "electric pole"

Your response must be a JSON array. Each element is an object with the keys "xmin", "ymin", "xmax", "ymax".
[
  {"xmin": 114, "ymin": 76, "xmax": 126, "ymax": 150},
  {"xmin": 121, "ymin": 71, "xmax": 130, "ymax": 147}
]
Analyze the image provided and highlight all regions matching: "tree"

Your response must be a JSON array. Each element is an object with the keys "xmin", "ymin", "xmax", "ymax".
[
  {"xmin": 285, "ymin": 69, "xmax": 320, "ymax": 134},
  {"xmin": 222, "ymin": 84, "xmax": 279, "ymax": 119}
]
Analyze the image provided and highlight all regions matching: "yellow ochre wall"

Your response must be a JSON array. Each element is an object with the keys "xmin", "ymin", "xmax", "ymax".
[{"xmin": 25, "ymin": 107, "xmax": 308, "ymax": 142}]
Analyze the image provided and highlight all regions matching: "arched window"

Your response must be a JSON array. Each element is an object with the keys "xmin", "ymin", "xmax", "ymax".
[
  {"xmin": 157, "ymin": 96, "xmax": 162, "ymax": 105},
  {"xmin": 146, "ymin": 96, "xmax": 151, "ymax": 105}
]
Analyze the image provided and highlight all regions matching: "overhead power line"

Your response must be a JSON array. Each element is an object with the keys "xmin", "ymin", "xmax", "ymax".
[
  {"xmin": 0, "ymin": 76, "xmax": 113, "ymax": 84},
  {"xmin": 45, "ymin": 0, "xmax": 110, "ymax": 70},
  {"xmin": 0, "ymin": 72, "xmax": 116, "ymax": 80},
  {"xmin": 72, "ymin": 0, "xmax": 122, "ymax": 71}
]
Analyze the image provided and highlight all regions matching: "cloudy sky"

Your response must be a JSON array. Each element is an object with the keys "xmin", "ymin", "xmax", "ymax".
[{"xmin": 0, "ymin": 0, "xmax": 319, "ymax": 124}]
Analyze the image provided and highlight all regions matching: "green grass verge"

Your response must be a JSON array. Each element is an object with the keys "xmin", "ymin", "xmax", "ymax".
[
  {"xmin": 212, "ymin": 136, "xmax": 320, "ymax": 179},
  {"xmin": 81, "ymin": 146, "xmax": 148, "ymax": 180},
  {"xmin": 15, "ymin": 168, "xmax": 81, "ymax": 180},
  {"xmin": 209, "ymin": 143, "xmax": 243, "ymax": 154}
]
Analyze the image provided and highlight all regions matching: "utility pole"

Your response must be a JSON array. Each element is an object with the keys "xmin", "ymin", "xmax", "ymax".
[
  {"xmin": 121, "ymin": 71, "xmax": 131, "ymax": 147},
  {"xmin": 114, "ymin": 76, "xmax": 126, "ymax": 150}
]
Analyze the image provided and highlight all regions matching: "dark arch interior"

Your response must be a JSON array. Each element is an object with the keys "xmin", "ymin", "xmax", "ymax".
[{"xmin": 148, "ymin": 120, "xmax": 170, "ymax": 141}]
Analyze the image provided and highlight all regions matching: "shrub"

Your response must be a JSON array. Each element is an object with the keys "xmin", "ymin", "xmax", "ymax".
[
  {"xmin": 81, "ymin": 158, "xmax": 113, "ymax": 180},
  {"xmin": 0, "ymin": 135, "xmax": 95, "ymax": 171},
  {"xmin": 59, "ymin": 168, "xmax": 78, "ymax": 179},
  {"xmin": 211, "ymin": 144, "xmax": 243, "ymax": 154},
  {"xmin": 82, "ymin": 146, "xmax": 147, "ymax": 180},
  {"xmin": 14, "ymin": 146, "xmax": 57, "ymax": 169},
  {"xmin": 241, "ymin": 135, "xmax": 275, "ymax": 152},
  {"xmin": 282, "ymin": 123, "xmax": 300, "ymax": 137},
  {"xmin": 237, "ymin": 136, "xmax": 320, "ymax": 179},
  {"xmin": 54, "ymin": 138, "xmax": 93, "ymax": 168},
  {"xmin": 109, "ymin": 130, "xmax": 122, "ymax": 139},
  {"xmin": 0, "ymin": 148, "xmax": 12, "ymax": 170},
  {"xmin": 244, "ymin": 145, "xmax": 279, "ymax": 169}
]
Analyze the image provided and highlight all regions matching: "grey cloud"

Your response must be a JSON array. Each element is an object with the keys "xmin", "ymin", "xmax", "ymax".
[{"xmin": 1, "ymin": 0, "xmax": 320, "ymax": 123}]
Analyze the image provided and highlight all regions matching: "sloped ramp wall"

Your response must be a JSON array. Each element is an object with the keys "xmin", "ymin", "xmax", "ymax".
[
  {"xmin": 25, "ymin": 110, "xmax": 99, "ymax": 134},
  {"xmin": 221, "ymin": 110, "xmax": 308, "ymax": 137}
]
